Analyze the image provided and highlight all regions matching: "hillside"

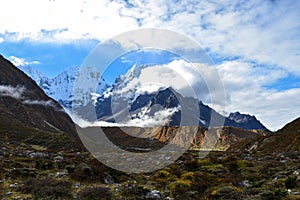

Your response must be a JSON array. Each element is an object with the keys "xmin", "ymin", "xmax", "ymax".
[
  {"xmin": 230, "ymin": 117, "xmax": 300, "ymax": 154},
  {"xmin": 0, "ymin": 55, "xmax": 80, "ymax": 150}
]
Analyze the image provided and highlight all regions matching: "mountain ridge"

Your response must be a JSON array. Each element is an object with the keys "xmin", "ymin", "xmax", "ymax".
[
  {"xmin": 18, "ymin": 65, "xmax": 109, "ymax": 108},
  {"xmin": 19, "ymin": 63, "xmax": 268, "ymax": 130}
]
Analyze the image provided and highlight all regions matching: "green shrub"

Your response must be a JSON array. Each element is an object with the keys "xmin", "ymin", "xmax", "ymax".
[
  {"xmin": 260, "ymin": 189, "xmax": 287, "ymax": 200},
  {"xmin": 154, "ymin": 170, "xmax": 170, "ymax": 179},
  {"xmin": 19, "ymin": 177, "xmax": 72, "ymax": 199},
  {"xmin": 77, "ymin": 186, "xmax": 113, "ymax": 200},
  {"xmin": 166, "ymin": 164, "xmax": 181, "ymax": 178},
  {"xmin": 285, "ymin": 176, "xmax": 297, "ymax": 189},
  {"xmin": 70, "ymin": 163, "xmax": 93, "ymax": 182},
  {"xmin": 210, "ymin": 185, "xmax": 241, "ymax": 200},
  {"xmin": 193, "ymin": 172, "xmax": 217, "ymax": 193},
  {"xmin": 181, "ymin": 172, "xmax": 195, "ymax": 181},
  {"xmin": 152, "ymin": 169, "xmax": 175, "ymax": 187},
  {"xmin": 120, "ymin": 181, "xmax": 149, "ymax": 198},
  {"xmin": 169, "ymin": 179, "xmax": 192, "ymax": 199}
]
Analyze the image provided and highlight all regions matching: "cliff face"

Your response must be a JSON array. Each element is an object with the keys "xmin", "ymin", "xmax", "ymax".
[
  {"xmin": 152, "ymin": 126, "xmax": 263, "ymax": 150},
  {"xmin": 98, "ymin": 126, "xmax": 264, "ymax": 151}
]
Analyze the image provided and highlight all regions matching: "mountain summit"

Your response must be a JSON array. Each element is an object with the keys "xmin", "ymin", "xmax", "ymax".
[{"xmin": 19, "ymin": 65, "xmax": 109, "ymax": 108}]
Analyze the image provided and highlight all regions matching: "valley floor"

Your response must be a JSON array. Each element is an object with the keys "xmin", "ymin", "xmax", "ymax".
[{"xmin": 0, "ymin": 140, "xmax": 300, "ymax": 200}]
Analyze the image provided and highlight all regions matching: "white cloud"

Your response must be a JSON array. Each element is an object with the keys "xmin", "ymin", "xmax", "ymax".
[
  {"xmin": 68, "ymin": 106, "xmax": 179, "ymax": 128},
  {"xmin": 1, "ymin": 0, "xmax": 299, "ymax": 75},
  {"xmin": 0, "ymin": 0, "xmax": 139, "ymax": 42},
  {"xmin": 9, "ymin": 56, "xmax": 40, "ymax": 66},
  {"xmin": 0, "ymin": 84, "xmax": 62, "ymax": 110},
  {"xmin": 23, "ymin": 99, "xmax": 54, "ymax": 107},
  {"xmin": 0, "ymin": 85, "xmax": 25, "ymax": 99},
  {"xmin": 126, "ymin": 107, "xmax": 179, "ymax": 127},
  {"xmin": 113, "ymin": 59, "xmax": 222, "ymax": 105},
  {"xmin": 217, "ymin": 60, "xmax": 300, "ymax": 130}
]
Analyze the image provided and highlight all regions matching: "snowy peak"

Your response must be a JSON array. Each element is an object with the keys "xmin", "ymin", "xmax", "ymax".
[
  {"xmin": 113, "ymin": 64, "xmax": 150, "ymax": 90},
  {"xmin": 18, "ymin": 65, "xmax": 46, "ymax": 86},
  {"xmin": 123, "ymin": 63, "xmax": 145, "ymax": 80},
  {"xmin": 72, "ymin": 66, "xmax": 109, "ymax": 107},
  {"xmin": 18, "ymin": 65, "xmax": 110, "ymax": 108},
  {"xmin": 109, "ymin": 64, "xmax": 166, "ymax": 102}
]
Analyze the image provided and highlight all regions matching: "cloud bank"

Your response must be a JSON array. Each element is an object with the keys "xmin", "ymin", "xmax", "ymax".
[
  {"xmin": 217, "ymin": 61, "xmax": 300, "ymax": 130},
  {"xmin": 68, "ymin": 107, "xmax": 179, "ymax": 128},
  {"xmin": 0, "ymin": 85, "xmax": 61, "ymax": 110},
  {"xmin": 1, "ymin": 0, "xmax": 299, "ymax": 74},
  {"xmin": 0, "ymin": 85, "xmax": 25, "ymax": 99}
]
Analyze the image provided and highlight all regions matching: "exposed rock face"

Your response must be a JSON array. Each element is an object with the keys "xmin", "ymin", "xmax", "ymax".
[{"xmin": 98, "ymin": 126, "xmax": 264, "ymax": 151}]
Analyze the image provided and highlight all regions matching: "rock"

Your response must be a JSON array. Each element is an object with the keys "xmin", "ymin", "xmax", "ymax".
[
  {"xmin": 242, "ymin": 180, "xmax": 251, "ymax": 188},
  {"xmin": 247, "ymin": 142, "xmax": 258, "ymax": 152},
  {"xmin": 55, "ymin": 169, "xmax": 69, "ymax": 178},
  {"xmin": 75, "ymin": 182, "xmax": 81, "ymax": 188},
  {"xmin": 9, "ymin": 183, "xmax": 17, "ymax": 188},
  {"xmin": 54, "ymin": 155, "xmax": 64, "ymax": 162},
  {"xmin": 6, "ymin": 191, "xmax": 13, "ymax": 196},
  {"xmin": 288, "ymin": 189, "xmax": 300, "ymax": 195},
  {"xmin": 78, "ymin": 163, "xmax": 91, "ymax": 172},
  {"xmin": 146, "ymin": 190, "xmax": 162, "ymax": 199},
  {"xmin": 104, "ymin": 172, "xmax": 114, "ymax": 184}
]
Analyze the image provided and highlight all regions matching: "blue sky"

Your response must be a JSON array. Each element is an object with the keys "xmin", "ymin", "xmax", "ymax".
[{"xmin": 0, "ymin": 0, "xmax": 299, "ymax": 130}]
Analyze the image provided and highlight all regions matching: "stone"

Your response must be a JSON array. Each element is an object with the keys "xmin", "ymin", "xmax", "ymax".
[
  {"xmin": 55, "ymin": 169, "xmax": 69, "ymax": 178},
  {"xmin": 9, "ymin": 183, "xmax": 17, "ymax": 188},
  {"xmin": 146, "ymin": 190, "xmax": 162, "ymax": 199},
  {"xmin": 104, "ymin": 172, "xmax": 114, "ymax": 184},
  {"xmin": 6, "ymin": 191, "xmax": 13, "ymax": 196},
  {"xmin": 242, "ymin": 180, "xmax": 251, "ymax": 188},
  {"xmin": 75, "ymin": 182, "xmax": 81, "ymax": 188}
]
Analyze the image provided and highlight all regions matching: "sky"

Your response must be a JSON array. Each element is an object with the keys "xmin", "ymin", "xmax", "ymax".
[{"xmin": 0, "ymin": 0, "xmax": 299, "ymax": 130}]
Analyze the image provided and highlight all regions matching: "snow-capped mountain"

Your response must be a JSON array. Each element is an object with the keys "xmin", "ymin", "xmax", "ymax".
[
  {"xmin": 18, "ymin": 65, "xmax": 109, "ymax": 108},
  {"xmin": 18, "ymin": 63, "xmax": 268, "ymax": 130},
  {"xmin": 88, "ymin": 64, "xmax": 268, "ymax": 130},
  {"xmin": 18, "ymin": 65, "xmax": 45, "ymax": 86},
  {"xmin": 107, "ymin": 64, "xmax": 164, "ymax": 101}
]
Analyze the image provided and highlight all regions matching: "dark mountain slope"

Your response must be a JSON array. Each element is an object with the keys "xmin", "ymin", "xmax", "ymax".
[
  {"xmin": 0, "ymin": 55, "xmax": 80, "ymax": 150},
  {"xmin": 93, "ymin": 87, "xmax": 268, "ymax": 130}
]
